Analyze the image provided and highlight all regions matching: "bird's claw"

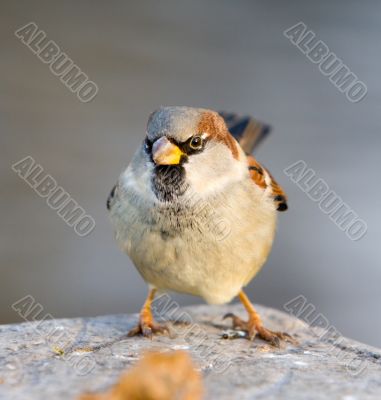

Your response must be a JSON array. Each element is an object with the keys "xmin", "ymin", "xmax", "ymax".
[
  {"xmin": 127, "ymin": 320, "xmax": 170, "ymax": 339},
  {"xmin": 223, "ymin": 313, "xmax": 297, "ymax": 346}
]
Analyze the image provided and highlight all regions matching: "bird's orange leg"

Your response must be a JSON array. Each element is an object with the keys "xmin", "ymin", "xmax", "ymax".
[
  {"xmin": 127, "ymin": 288, "xmax": 169, "ymax": 338},
  {"xmin": 224, "ymin": 290, "xmax": 295, "ymax": 346}
]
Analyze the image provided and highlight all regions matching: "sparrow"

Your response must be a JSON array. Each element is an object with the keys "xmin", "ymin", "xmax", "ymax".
[{"xmin": 107, "ymin": 106, "xmax": 292, "ymax": 346}]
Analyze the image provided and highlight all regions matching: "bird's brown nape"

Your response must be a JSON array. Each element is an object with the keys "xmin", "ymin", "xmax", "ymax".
[{"xmin": 197, "ymin": 111, "xmax": 240, "ymax": 160}]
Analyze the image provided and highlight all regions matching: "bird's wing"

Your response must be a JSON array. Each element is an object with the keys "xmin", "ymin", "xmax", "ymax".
[
  {"xmin": 247, "ymin": 155, "xmax": 288, "ymax": 212},
  {"xmin": 219, "ymin": 111, "xmax": 271, "ymax": 154}
]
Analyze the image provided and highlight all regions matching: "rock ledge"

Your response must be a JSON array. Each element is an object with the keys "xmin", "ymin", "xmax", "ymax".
[{"xmin": 1, "ymin": 303, "xmax": 381, "ymax": 399}]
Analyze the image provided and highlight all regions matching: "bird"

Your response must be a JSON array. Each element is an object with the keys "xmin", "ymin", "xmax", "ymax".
[{"xmin": 107, "ymin": 106, "xmax": 292, "ymax": 346}]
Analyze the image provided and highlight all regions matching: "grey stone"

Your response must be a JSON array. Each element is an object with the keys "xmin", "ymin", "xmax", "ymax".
[{"xmin": 0, "ymin": 303, "xmax": 380, "ymax": 400}]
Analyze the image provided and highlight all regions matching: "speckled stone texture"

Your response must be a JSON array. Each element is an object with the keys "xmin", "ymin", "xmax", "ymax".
[{"xmin": 1, "ymin": 303, "xmax": 380, "ymax": 400}]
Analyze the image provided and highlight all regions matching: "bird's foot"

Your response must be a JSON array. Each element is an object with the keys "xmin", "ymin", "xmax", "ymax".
[
  {"xmin": 223, "ymin": 313, "xmax": 296, "ymax": 347},
  {"xmin": 127, "ymin": 317, "xmax": 169, "ymax": 339}
]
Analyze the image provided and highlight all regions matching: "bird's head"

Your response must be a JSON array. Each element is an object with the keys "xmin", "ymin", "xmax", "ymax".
[{"xmin": 136, "ymin": 106, "xmax": 247, "ymax": 202}]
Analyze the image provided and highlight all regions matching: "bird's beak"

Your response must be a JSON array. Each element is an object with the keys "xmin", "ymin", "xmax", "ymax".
[{"xmin": 152, "ymin": 137, "xmax": 184, "ymax": 165}]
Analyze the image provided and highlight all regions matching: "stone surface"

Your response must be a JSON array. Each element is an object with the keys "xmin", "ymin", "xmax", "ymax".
[{"xmin": 1, "ymin": 303, "xmax": 381, "ymax": 400}]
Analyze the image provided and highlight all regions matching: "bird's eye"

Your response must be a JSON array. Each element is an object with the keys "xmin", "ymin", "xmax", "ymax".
[
  {"xmin": 189, "ymin": 135, "xmax": 203, "ymax": 150},
  {"xmin": 144, "ymin": 137, "xmax": 152, "ymax": 153}
]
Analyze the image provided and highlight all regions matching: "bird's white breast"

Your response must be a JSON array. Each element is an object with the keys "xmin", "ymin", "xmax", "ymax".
[{"xmin": 110, "ymin": 167, "xmax": 277, "ymax": 304}]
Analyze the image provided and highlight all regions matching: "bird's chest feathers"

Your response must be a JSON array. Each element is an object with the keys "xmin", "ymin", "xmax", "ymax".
[
  {"xmin": 118, "ymin": 191, "xmax": 227, "ymax": 266},
  {"xmin": 140, "ymin": 201, "xmax": 211, "ymax": 244},
  {"xmin": 121, "ymin": 202, "xmax": 210, "ymax": 283},
  {"xmin": 113, "ymin": 178, "xmax": 277, "ymax": 298}
]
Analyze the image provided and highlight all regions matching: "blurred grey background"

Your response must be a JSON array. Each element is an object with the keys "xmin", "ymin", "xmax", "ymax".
[{"xmin": 1, "ymin": 0, "xmax": 380, "ymax": 347}]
